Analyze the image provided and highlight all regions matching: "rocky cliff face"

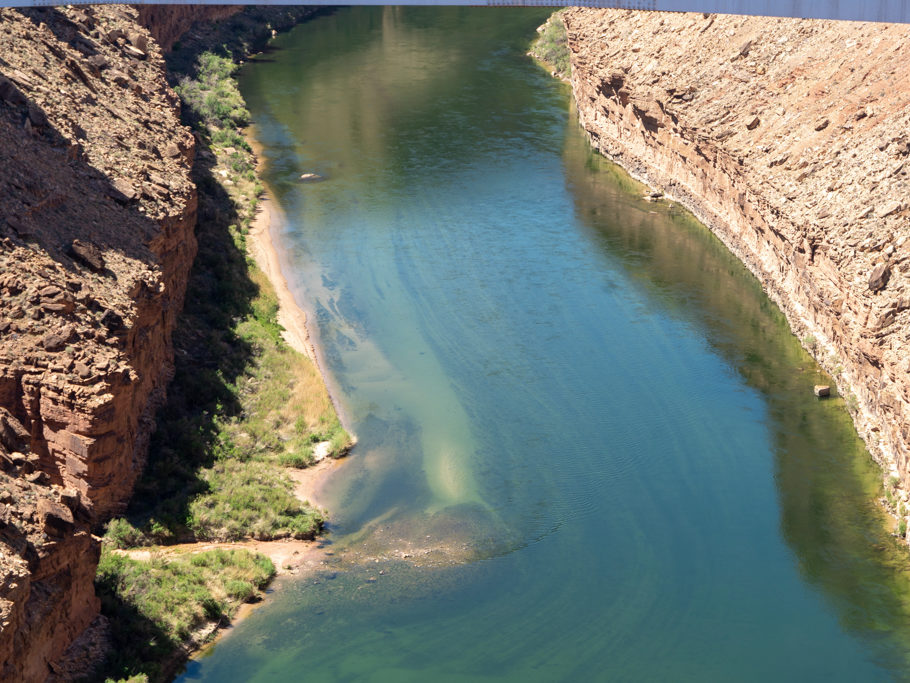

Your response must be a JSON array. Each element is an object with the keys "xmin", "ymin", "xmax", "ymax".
[
  {"xmin": 0, "ymin": 414, "xmax": 100, "ymax": 682},
  {"xmin": 0, "ymin": 5, "xmax": 196, "ymax": 678},
  {"xmin": 136, "ymin": 5, "xmax": 242, "ymax": 52},
  {"xmin": 564, "ymin": 10, "xmax": 910, "ymax": 494}
]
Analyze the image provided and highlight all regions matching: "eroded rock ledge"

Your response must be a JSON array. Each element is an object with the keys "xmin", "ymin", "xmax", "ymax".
[
  {"xmin": 0, "ymin": 5, "xmax": 196, "ymax": 679},
  {"xmin": 565, "ymin": 10, "xmax": 909, "ymax": 490}
]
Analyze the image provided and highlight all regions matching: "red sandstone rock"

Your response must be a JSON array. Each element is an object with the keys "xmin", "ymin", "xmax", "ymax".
[
  {"xmin": 136, "ymin": 5, "xmax": 243, "ymax": 52},
  {"xmin": 0, "ymin": 5, "xmax": 198, "ymax": 678}
]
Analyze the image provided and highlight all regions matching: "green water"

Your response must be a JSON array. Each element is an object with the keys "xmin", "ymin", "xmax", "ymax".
[{"xmin": 179, "ymin": 8, "xmax": 910, "ymax": 681}]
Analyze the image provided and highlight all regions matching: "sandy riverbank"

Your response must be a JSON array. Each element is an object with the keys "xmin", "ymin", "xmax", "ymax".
[
  {"xmin": 244, "ymin": 125, "xmax": 355, "ymax": 500},
  {"xmin": 247, "ymin": 184, "xmax": 318, "ymax": 365},
  {"xmin": 131, "ymin": 129, "xmax": 357, "ymax": 662},
  {"xmin": 124, "ymin": 172, "xmax": 354, "ymax": 656},
  {"xmin": 219, "ymin": 133, "xmax": 346, "ymax": 567},
  {"xmin": 118, "ymin": 530, "xmax": 328, "ymax": 577},
  {"xmin": 245, "ymin": 129, "xmax": 353, "ymax": 426}
]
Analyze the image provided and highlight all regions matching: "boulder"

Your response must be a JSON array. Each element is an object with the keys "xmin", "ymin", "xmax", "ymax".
[
  {"xmin": 0, "ymin": 408, "xmax": 29, "ymax": 454},
  {"xmin": 37, "ymin": 498, "xmax": 74, "ymax": 537},
  {"xmin": 42, "ymin": 325, "xmax": 77, "ymax": 352},
  {"xmin": 122, "ymin": 44, "xmax": 146, "ymax": 60},
  {"xmin": 69, "ymin": 240, "xmax": 105, "ymax": 273},
  {"xmin": 869, "ymin": 262, "xmax": 891, "ymax": 292},
  {"xmin": 877, "ymin": 200, "xmax": 902, "ymax": 218},
  {"xmin": 126, "ymin": 31, "xmax": 148, "ymax": 53}
]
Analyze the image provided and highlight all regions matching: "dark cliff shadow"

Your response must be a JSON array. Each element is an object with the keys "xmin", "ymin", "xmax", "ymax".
[
  {"xmin": 123, "ymin": 5, "xmax": 342, "ymax": 542},
  {"xmin": 0, "ymin": 9, "xmax": 261, "ymax": 541},
  {"xmin": 125, "ymin": 125, "xmax": 256, "ymax": 540},
  {"xmin": 561, "ymin": 111, "xmax": 910, "ymax": 671},
  {"xmin": 162, "ymin": 6, "xmax": 333, "ymax": 78},
  {"xmin": 92, "ymin": 578, "xmax": 177, "ymax": 683}
]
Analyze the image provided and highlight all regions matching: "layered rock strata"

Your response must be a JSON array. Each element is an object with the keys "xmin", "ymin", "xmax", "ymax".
[
  {"xmin": 564, "ymin": 10, "xmax": 910, "ymax": 489},
  {"xmin": 0, "ymin": 409, "xmax": 100, "ymax": 682},
  {"xmin": 0, "ymin": 5, "xmax": 196, "ymax": 678},
  {"xmin": 136, "ymin": 5, "xmax": 242, "ymax": 52}
]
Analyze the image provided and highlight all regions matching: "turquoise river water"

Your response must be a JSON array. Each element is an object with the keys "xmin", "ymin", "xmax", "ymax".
[{"xmin": 179, "ymin": 8, "xmax": 910, "ymax": 681}]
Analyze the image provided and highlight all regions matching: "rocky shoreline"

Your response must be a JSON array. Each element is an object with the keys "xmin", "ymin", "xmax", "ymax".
[
  {"xmin": 563, "ymin": 9, "xmax": 910, "ymax": 529},
  {"xmin": 0, "ymin": 6, "xmax": 339, "ymax": 679}
]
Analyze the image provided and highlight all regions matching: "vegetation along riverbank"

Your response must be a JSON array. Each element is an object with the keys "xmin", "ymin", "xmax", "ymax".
[
  {"xmin": 94, "ymin": 10, "xmax": 351, "ymax": 682},
  {"xmin": 538, "ymin": 9, "xmax": 910, "ymax": 537}
]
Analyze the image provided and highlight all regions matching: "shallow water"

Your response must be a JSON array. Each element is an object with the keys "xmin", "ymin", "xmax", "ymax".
[{"xmin": 179, "ymin": 8, "xmax": 910, "ymax": 681}]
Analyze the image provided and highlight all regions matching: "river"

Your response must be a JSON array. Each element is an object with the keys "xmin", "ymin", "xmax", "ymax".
[{"xmin": 178, "ymin": 7, "xmax": 910, "ymax": 681}]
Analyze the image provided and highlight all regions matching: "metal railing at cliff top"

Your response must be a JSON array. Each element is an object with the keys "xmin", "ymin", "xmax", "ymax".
[{"xmin": 2, "ymin": 0, "xmax": 909, "ymax": 24}]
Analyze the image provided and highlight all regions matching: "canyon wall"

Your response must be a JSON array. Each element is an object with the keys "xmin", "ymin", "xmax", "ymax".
[
  {"xmin": 136, "ymin": 5, "xmax": 242, "ymax": 52},
  {"xmin": 0, "ymin": 5, "xmax": 197, "ymax": 679},
  {"xmin": 0, "ymin": 4, "xmax": 319, "ymax": 676},
  {"xmin": 564, "ymin": 10, "xmax": 910, "ymax": 494}
]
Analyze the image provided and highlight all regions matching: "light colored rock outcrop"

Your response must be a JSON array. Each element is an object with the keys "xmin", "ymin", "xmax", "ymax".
[{"xmin": 564, "ymin": 9, "xmax": 910, "ymax": 491}]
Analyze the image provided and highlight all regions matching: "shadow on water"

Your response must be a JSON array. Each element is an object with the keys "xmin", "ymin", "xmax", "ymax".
[
  {"xmin": 560, "ymin": 106, "xmax": 910, "ymax": 669},
  {"xmin": 178, "ymin": 8, "xmax": 910, "ymax": 681}
]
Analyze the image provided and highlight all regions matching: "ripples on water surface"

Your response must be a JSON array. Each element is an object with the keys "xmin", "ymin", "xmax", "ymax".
[{"xmin": 179, "ymin": 7, "xmax": 910, "ymax": 681}]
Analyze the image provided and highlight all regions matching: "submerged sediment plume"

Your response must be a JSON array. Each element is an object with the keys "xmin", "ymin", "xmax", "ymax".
[{"xmin": 564, "ymin": 9, "xmax": 910, "ymax": 511}]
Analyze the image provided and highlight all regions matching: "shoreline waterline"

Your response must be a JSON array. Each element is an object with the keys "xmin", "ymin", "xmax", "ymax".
[
  {"xmin": 165, "ymin": 142, "xmax": 351, "ymax": 666},
  {"xmin": 178, "ymin": 8, "xmax": 910, "ymax": 680},
  {"xmin": 248, "ymin": 192, "xmax": 317, "ymax": 364},
  {"xmin": 245, "ymin": 127, "xmax": 358, "ymax": 437}
]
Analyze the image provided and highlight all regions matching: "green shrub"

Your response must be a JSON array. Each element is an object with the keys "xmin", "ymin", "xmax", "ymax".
[
  {"xmin": 104, "ymin": 518, "xmax": 146, "ymax": 549},
  {"xmin": 175, "ymin": 52, "xmax": 250, "ymax": 132},
  {"xmin": 96, "ymin": 547, "xmax": 274, "ymax": 680},
  {"xmin": 329, "ymin": 426, "xmax": 354, "ymax": 458},
  {"xmin": 278, "ymin": 449, "xmax": 313, "ymax": 468},
  {"xmin": 225, "ymin": 579, "xmax": 256, "ymax": 601},
  {"xmin": 531, "ymin": 12, "xmax": 570, "ymax": 77},
  {"xmin": 188, "ymin": 460, "xmax": 324, "ymax": 540}
]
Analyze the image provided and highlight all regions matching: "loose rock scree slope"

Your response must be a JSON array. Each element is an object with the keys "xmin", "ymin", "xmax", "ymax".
[{"xmin": 0, "ymin": 5, "xmax": 196, "ymax": 679}]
